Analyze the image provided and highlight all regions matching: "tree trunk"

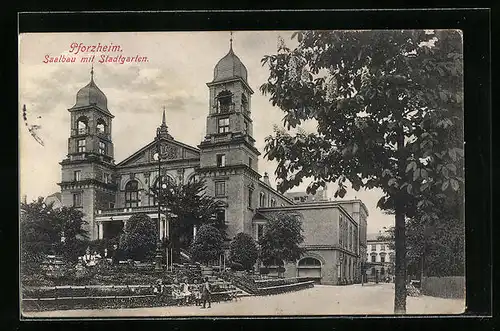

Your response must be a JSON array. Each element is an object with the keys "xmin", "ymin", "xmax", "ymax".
[
  {"xmin": 394, "ymin": 123, "xmax": 407, "ymax": 314},
  {"xmin": 394, "ymin": 202, "xmax": 407, "ymax": 314}
]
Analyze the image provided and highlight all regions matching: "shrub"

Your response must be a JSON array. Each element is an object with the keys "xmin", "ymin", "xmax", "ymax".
[
  {"xmin": 229, "ymin": 232, "xmax": 258, "ymax": 271},
  {"xmin": 121, "ymin": 213, "xmax": 157, "ymax": 262},
  {"xmin": 230, "ymin": 261, "xmax": 245, "ymax": 271},
  {"xmin": 190, "ymin": 225, "xmax": 223, "ymax": 264}
]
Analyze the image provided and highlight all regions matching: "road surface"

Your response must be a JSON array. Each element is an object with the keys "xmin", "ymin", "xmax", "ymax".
[{"xmin": 23, "ymin": 283, "xmax": 465, "ymax": 317}]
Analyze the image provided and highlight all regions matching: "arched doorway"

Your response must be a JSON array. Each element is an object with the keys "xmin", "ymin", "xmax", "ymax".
[{"xmin": 297, "ymin": 257, "xmax": 322, "ymax": 283}]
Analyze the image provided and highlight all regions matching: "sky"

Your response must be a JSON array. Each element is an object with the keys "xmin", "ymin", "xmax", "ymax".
[{"xmin": 19, "ymin": 31, "xmax": 393, "ymax": 234}]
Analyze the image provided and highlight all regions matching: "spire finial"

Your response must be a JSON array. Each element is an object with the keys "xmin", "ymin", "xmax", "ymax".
[
  {"xmin": 230, "ymin": 31, "xmax": 233, "ymax": 50},
  {"xmin": 162, "ymin": 106, "xmax": 166, "ymax": 125},
  {"xmin": 90, "ymin": 63, "xmax": 94, "ymax": 81}
]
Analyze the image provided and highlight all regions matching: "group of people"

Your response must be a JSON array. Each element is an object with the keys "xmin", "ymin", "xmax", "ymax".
[{"xmin": 154, "ymin": 277, "xmax": 212, "ymax": 309}]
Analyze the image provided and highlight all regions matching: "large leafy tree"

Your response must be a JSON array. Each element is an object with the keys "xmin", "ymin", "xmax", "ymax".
[
  {"xmin": 120, "ymin": 213, "xmax": 157, "ymax": 261},
  {"xmin": 150, "ymin": 177, "xmax": 226, "ymax": 254},
  {"xmin": 190, "ymin": 224, "xmax": 224, "ymax": 265},
  {"xmin": 260, "ymin": 30, "xmax": 463, "ymax": 313},
  {"xmin": 20, "ymin": 197, "xmax": 89, "ymax": 267},
  {"xmin": 258, "ymin": 212, "xmax": 306, "ymax": 270},
  {"xmin": 229, "ymin": 232, "xmax": 259, "ymax": 271}
]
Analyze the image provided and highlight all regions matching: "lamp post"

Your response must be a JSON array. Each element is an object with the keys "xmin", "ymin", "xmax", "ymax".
[{"xmin": 154, "ymin": 133, "xmax": 164, "ymax": 271}]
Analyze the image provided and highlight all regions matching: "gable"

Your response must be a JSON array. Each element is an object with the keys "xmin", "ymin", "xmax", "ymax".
[{"xmin": 116, "ymin": 139, "xmax": 200, "ymax": 168}]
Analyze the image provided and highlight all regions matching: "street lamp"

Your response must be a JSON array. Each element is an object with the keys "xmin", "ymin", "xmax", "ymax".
[{"xmin": 153, "ymin": 136, "xmax": 165, "ymax": 271}]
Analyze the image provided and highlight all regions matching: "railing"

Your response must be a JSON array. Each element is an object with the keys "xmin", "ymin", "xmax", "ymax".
[{"xmin": 97, "ymin": 206, "xmax": 160, "ymax": 216}]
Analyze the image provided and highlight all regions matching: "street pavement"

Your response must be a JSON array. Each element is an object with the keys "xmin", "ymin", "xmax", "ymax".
[{"xmin": 24, "ymin": 283, "xmax": 465, "ymax": 317}]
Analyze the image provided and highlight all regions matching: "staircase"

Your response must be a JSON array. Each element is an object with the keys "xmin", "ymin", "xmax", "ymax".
[{"xmin": 208, "ymin": 274, "xmax": 251, "ymax": 297}]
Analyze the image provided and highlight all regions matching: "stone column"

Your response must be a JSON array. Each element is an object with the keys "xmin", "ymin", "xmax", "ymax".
[
  {"xmin": 159, "ymin": 217, "xmax": 163, "ymax": 240},
  {"xmin": 166, "ymin": 218, "xmax": 170, "ymax": 238},
  {"xmin": 98, "ymin": 222, "xmax": 104, "ymax": 240}
]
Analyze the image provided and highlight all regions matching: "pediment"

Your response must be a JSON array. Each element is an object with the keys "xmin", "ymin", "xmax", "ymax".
[{"xmin": 116, "ymin": 139, "xmax": 200, "ymax": 168}]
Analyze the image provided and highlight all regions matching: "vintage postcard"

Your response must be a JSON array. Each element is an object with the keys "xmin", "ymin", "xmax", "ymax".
[{"xmin": 19, "ymin": 30, "xmax": 465, "ymax": 318}]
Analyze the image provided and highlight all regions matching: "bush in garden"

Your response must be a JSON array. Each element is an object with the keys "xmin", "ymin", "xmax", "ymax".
[
  {"xmin": 230, "ymin": 261, "xmax": 245, "ymax": 271},
  {"xmin": 120, "ymin": 213, "xmax": 157, "ymax": 262},
  {"xmin": 190, "ymin": 225, "xmax": 223, "ymax": 265},
  {"xmin": 229, "ymin": 232, "xmax": 258, "ymax": 271}
]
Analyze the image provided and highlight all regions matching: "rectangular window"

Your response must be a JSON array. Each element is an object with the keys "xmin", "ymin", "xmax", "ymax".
[
  {"xmin": 218, "ymin": 118, "xmax": 230, "ymax": 133},
  {"xmin": 74, "ymin": 170, "xmax": 81, "ymax": 182},
  {"xmin": 77, "ymin": 139, "xmax": 86, "ymax": 153},
  {"xmin": 248, "ymin": 188, "xmax": 253, "ymax": 208},
  {"xmin": 380, "ymin": 244, "xmax": 386, "ymax": 251},
  {"xmin": 216, "ymin": 154, "xmax": 226, "ymax": 167},
  {"xmin": 109, "ymin": 202, "xmax": 115, "ymax": 209},
  {"xmin": 371, "ymin": 244, "xmax": 376, "ymax": 251},
  {"xmin": 248, "ymin": 157, "xmax": 252, "ymax": 168},
  {"xmin": 216, "ymin": 209, "xmax": 226, "ymax": 224},
  {"xmin": 73, "ymin": 193, "xmax": 82, "ymax": 207},
  {"xmin": 380, "ymin": 255, "xmax": 386, "ymax": 263},
  {"xmin": 215, "ymin": 181, "xmax": 226, "ymax": 197},
  {"xmin": 371, "ymin": 255, "xmax": 376, "ymax": 263},
  {"xmin": 257, "ymin": 224, "xmax": 265, "ymax": 240},
  {"xmin": 98, "ymin": 141, "xmax": 106, "ymax": 155}
]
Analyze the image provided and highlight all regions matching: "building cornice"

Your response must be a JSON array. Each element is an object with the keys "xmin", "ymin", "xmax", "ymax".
[
  {"xmin": 58, "ymin": 179, "xmax": 118, "ymax": 192},
  {"xmin": 206, "ymin": 77, "xmax": 254, "ymax": 94},
  {"xmin": 198, "ymin": 134, "xmax": 261, "ymax": 156},
  {"xmin": 68, "ymin": 104, "xmax": 114, "ymax": 119}
]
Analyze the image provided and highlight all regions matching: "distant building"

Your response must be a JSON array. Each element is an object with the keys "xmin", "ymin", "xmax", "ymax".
[
  {"xmin": 365, "ymin": 232, "xmax": 394, "ymax": 281},
  {"xmin": 284, "ymin": 188, "xmax": 330, "ymax": 204}
]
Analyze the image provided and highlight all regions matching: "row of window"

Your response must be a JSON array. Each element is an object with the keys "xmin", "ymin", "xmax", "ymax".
[
  {"xmin": 215, "ymin": 91, "xmax": 249, "ymax": 114},
  {"xmin": 76, "ymin": 139, "xmax": 107, "ymax": 155},
  {"xmin": 339, "ymin": 214, "xmax": 358, "ymax": 254},
  {"xmin": 370, "ymin": 244, "xmax": 389, "ymax": 251},
  {"xmin": 76, "ymin": 117, "xmax": 107, "ymax": 135},
  {"xmin": 370, "ymin": 255, "xmax": 388, "ymax": 263}
]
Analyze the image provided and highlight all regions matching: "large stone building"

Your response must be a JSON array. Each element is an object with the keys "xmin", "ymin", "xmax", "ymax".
[{"xmin": 52, "ymin": 41, "xmax": 369, "ymax": 285}]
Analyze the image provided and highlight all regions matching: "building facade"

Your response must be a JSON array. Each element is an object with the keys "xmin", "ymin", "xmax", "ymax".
[
  {"xmin": 53, "ymin": 42, "xmax": 369, "ymax": 285},
  {"xmin": 365, "ymin": 233, "xmax": 395, "ymax": 281}
]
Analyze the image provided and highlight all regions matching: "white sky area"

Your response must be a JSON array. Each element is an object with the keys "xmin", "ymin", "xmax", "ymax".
[{"xmin": 19, "ymin": 31, "xmax": 393, "ymax": 234}]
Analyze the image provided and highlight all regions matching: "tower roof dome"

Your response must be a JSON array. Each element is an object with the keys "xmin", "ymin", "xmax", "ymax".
[
  {"xmin": 213, "ymin": 46, "xmax": 248, "ymax": 83},
  {"xmin": 72, "ymin": 69, "xmax": 109, "ymax": 112}
]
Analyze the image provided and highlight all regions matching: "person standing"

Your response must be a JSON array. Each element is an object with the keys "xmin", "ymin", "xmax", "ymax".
[
  {"xmin": 201, "ymin": 277, "xmax": 211, "ymax": 309},
  {"xmin": 192, "ymin": 279, "xmax": 202, "ymax": 306}
]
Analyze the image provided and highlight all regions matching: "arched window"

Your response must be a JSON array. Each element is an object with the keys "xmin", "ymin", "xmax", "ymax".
[
  {"xmin": 298, "ymin": 257, "xmax": 321, "ymax": 267},
  {"xmin": 151, "ymin": 175, "xmax": 175, "ymax": 206},
  {"xmin": 125, "ymin": 180, "xmax": 139, "ymax": 208},
  {"xmin": 96, "ymin": 118, "xmax": 106, "ymax": 134},
  {"xmin": 217, "ymin": 90, "xmax": 233, "ymax": 113},
  {"xmin": 241, "ymin": 94, "xmax": 248, "ymax": 113},
  {"xmin": 259, "ymin": 192, "xmax": 266, "ymax": 207},
  {"xmin": 76, "ymin": 116, "xmax": 88, "ymax": 135}
]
